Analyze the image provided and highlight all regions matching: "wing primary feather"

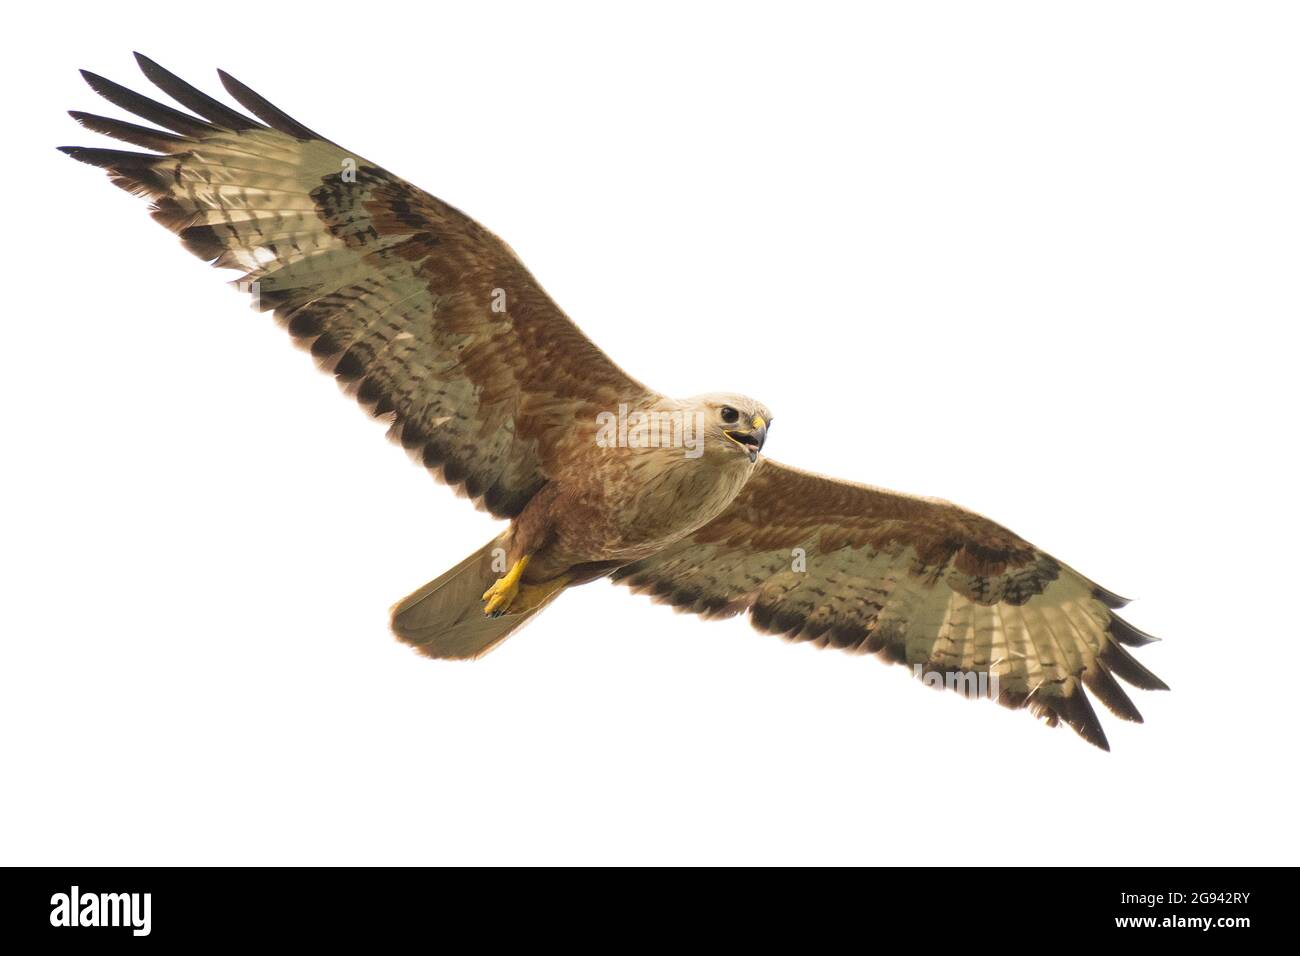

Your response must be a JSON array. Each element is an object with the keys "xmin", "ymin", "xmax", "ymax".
[
  {"xmin": 57, "ymin": 145, "xmax": 171, "ymax": 201},
  {"xmin": 1061, "ymin": 685, "xmax": 1110, "ymax": 751},
  {"xmin": 1099, "ymin": 640, "xmax": 1169, "ymax": 691},
  {"xmin": 57, "ymin": 145, "xmax": 158, "ymax": 171},
  {"xmin": 78, "ymin": 69, "xmax": 213, "ymax": 137},
  {"xmin": 216, "ymin": 68, "xmax": 330, "ymax": 142},
  {"xmin": 133, "ymin": 53, "xmax": 262, "ymax": 132},
  {"xmin": 1092, "ymin": 584, "xmax": 1131, "ymax": 609},
  {"xmin": 1082, "ymin": 664, "xmax": 1144, "ymax": 723},
  {"xmin": 68, "ymin": 111, "xmax": 186, "ymax": 151},
  {"xmin": 1109, "ymin": 614, "xmax": 1160, "ymax": 646}
]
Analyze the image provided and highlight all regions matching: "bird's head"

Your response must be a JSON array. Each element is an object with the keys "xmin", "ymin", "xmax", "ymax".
[{"xmin": 687, "ymin": 393, "xmax": 772, "ymax": 464}]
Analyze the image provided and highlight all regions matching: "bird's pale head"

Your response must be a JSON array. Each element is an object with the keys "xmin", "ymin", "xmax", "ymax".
[{"xmin": 685, "ymin": 393, "xmax": 772, "ymax": 464}]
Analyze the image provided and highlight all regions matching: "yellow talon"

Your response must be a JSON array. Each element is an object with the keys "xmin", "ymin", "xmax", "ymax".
[{"xmin": 482, "ymin": 555, "xmax": 530, "ymax": 616}]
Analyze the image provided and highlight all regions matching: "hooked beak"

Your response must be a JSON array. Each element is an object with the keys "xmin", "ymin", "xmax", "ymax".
[{"xmin": 724, "ymin": 415, "xmax": 768, "ymax": 463}]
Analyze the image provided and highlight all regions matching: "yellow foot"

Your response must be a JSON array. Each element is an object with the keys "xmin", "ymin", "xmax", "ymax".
[{"xmin": 482, "ymin": 555, "xmax": 530, "ymax": 617}]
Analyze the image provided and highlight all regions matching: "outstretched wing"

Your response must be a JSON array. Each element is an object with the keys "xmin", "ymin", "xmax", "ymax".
[
  {"xmin": 62, "ymin": 54, "xmax": 652, "ymax": 519},
  {"xmin": 613, "ymin": 459, "xmax": 1167, "ymax": 750}
]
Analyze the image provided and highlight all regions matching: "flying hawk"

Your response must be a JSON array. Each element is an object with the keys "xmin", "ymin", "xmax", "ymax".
[{"xmin": 62, "ymin": 54, "xmax": 1167, "ymax": 750}]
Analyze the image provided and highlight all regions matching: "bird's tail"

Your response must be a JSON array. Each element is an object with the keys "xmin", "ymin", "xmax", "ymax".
[{"xmin": 390, "ymin": 534, "xmax": 567, "ymax": 660}]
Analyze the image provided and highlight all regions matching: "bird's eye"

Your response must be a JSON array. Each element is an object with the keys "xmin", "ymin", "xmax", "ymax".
[{"xmin": 720, "ymin": 406, "xmax": 740, "ymax": 424}]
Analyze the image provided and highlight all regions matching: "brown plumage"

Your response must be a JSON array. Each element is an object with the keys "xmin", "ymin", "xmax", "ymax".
[{"xmin": 62, "ymin": 54, "xmax": 1167, "ymax": 750}]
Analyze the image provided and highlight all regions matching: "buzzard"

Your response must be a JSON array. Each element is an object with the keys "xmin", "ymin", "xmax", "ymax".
[{"xmin": 62, "ymin": 55, "xmax": 1167, "ymax": 750}]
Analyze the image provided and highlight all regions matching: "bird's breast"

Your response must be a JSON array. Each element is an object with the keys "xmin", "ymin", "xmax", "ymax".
[{"xmin": 549, "ymin": 447, "xmax": 753, "ymax": 563}]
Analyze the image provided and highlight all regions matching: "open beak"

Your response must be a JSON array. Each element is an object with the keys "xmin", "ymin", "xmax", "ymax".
[{"xmin": 724, "ymin": 415, "xmax": 768, "ymax": 463}]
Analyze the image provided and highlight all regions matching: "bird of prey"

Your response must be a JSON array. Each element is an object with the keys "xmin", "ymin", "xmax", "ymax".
[{"xmin": 62, "ymin": 54, "xmax": 1167, "ymax": 750}]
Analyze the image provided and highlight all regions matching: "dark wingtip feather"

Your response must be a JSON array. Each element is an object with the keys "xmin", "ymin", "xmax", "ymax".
[
  {"xmin": 58, "ymin": 145, "xmax": 155, "ymax": 168},
  {"xmin": 1082, "ymin": 665, "xmax": 1144, "ymax": 723},
  {"xmin": 1109, "ymin": 614, "xmax": 1160, "ymax": 646},
  {"xmin": 216, "ymin": 68, "xmax": 328, "ymax": 142},
  {"xmin": 133, "ymin": 52, "xmax": 261, "ymax": 132},
  {"xmin": 60, "ymin": 145, "xmax": 169, "ymax": 199},
  {"xmin": 1092, "ymin": 584, "xmax": 1131, "ymax": 609},
  {"xmin": 68, "ymin": 110, "xmax": 185, "ymax": 151},
  {"xmin": 78, "ymin": 68, "xmax": 213, "ymax": 138},
  {"xmin": 1062, "ymin": 689, "xmax": 1111, "ymax": 751},
  {"xmin": 1100, "ymin": 640, "xmax": 1170, "ymax": 691}
]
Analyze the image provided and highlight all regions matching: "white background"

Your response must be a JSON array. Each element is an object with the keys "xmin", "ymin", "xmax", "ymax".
[{"xmin": 3, "ymin": 1, "xmax": 1297, "ymax": 865}]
